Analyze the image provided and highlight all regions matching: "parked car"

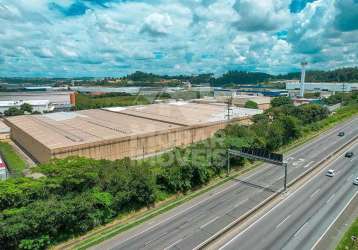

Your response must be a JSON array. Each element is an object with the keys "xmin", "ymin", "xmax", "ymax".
[
  {"xmin": 338, "ymin": 132, "xmax": 345, "ymax": 137},
  {"xmin": 326, "ymin": 169, "xmax": 335, "ymax": 177},
  {"xmin": 345, "ymin": 152, "xmax": 354, "ymax": 158}
]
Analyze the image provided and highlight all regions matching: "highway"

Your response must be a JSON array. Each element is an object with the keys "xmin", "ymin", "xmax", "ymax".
[
  {"xmin": 91, "ymin": 117, "xmax": 358, "ymax": 250},
  {"xmin": 220, "ymin": 143, "xmax": 358, "ymax": 250}
]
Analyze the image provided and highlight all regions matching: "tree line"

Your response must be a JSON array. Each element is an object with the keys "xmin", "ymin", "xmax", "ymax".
[
  {"xmin": 2, "ymin": 67, "xmax": 358, "ymax": 89},
  {"xmin": 121, "ymin": 67, "xmax": 358, "ymax": 86},
  {"xmin": 0, "ymin": 94, "xmax": 357, "ymax": 249},
  {"xmin": 2, "ymin": 103, "xmax": 40, "ymax": 117}
]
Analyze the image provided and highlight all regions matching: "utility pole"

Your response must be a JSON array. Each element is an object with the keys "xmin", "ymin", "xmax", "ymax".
[
  {"xmin": 342, "ymin": 82, "xmax": 345, "ymax": 103},
  {"xmin": 300, "ymin": 61, "xmax": 308, "ymax": 98},
  {"xmin": 226, "ymin": 96, "xmax": 233, "ymax": 121},
  {"xmin": 142, "ymin": 146, "xmax": 145, "ymax": 160},
  {"xmin": 227, "ymin": 150, "xmax": 231, "ymax": 176},
  {"xmin": 283, "ymin": 162, "xmax": 288, "ymax": 191}
]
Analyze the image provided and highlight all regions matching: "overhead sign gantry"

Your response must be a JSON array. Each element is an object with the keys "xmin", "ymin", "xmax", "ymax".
[{"xmin": 227, "ymin": 147, "xmax": 288, "ymax": 191}]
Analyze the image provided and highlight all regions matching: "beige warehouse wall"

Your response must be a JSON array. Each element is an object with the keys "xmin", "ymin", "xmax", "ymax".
[
  {"xmin": 9, "ymin": 125, "xmax": 52, "ymax": 163},
  {"xmin": 51, "ymin": 118, "xmax": 249, "ymax": 162}
]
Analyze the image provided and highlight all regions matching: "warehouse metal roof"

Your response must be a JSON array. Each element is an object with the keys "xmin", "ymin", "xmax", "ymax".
[
  {"xmin": 104, "ymin": 102, "xmax": 262, "ymax": 126},
  {"xmin": 6, "ymin": 109, "xmax": 181, "ymax": 149},
  {"xmin": 0, "ymin": 92, "xmax": 73, "ymax": 104}
]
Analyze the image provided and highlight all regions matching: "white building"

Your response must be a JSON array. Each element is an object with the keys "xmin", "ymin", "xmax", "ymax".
[
  {"xmin": 0, "ymin": 100, "xmax": 54, "ymax": 114},
  {"xmin": 0, "ymin": 91, "xmax": 74, "ymax": 110},
  {"xmin": 286, "ymin": 82, "xmax": 358, "ymax": 92}
]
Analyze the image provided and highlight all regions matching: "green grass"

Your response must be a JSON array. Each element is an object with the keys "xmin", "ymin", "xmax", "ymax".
[
  {"xmin": 75, "ymin": 93, "xmax": 151, "ymax": 110},
  {"xmin": 336, "ymin": 216, "xmax": 358, "ymax": 250},
  {"xmin": 0, "ymin": 142, "xmax": 26, "ymax": 177},
  {"xmin": 74, "ymin": 91, "xmax": 214, "ymax": 110}
]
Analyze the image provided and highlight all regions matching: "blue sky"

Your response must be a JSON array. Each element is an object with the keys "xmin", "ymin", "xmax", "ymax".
[{"xmin": 0, "ymin": 0, "xmax": 357, "ymax": 77}]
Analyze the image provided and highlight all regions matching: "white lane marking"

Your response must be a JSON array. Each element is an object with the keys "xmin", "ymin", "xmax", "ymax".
[
  {"xmin": 303, "ymin": 161, "xmax": 315, "ymax": 168},
  {"xmin": 286, "ymin": 157, "xmax": 294, "ymax": 162},
  {"xmin": 145, "ymin": 232, "xmax": 167, "ymax": 246},
  {"xmin": 311, "ymin": 191, "xmax": 358, "ymax": 250},
  {"xmin": 310, "ymin": 189, "xmax": 321, "ymax": 198},
  {"xmin": 115, "ymin": 181, "xmax": 240, "ymax": 246},
  {"xmin": 293, "ymin": 159, "xmax": 305, "ymax": 166},
  {"xmin": 276, "ymin": 215, "xmax": 291, "ymax": 229},
  {"xmin": 326, "ymin": 194, "xmax": 336, "ymax": 204},
  {"xmin": 200, "ymin": 216, "xmax": 219, "ymax": 229},
  {"xmin": 234, "ymin": 198, "xmax": 249, "ymax": 208},
  {"xmin": 219, "ymin": 142, "xmax": 358, "ymax": 250},
  {"xmin": 294, "ymin": 222, "xmax": 308, "ymax": 238},
  {"xmin": 163, "ymin": 238, "xmax": 183, "ymax": 250}
]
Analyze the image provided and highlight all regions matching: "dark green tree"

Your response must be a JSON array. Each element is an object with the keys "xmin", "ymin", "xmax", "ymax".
[
  {"xmin": 4, "ymin": 107, "xmax": 24, "ymax": 116},
  {"xmin": 20, "ymin": 103, "xmax": 33, "ymax": 113},
  {"xmin": 244, "ymin": 100, "xmax": 258, "ymax": 109},
  {"xmin": 271, "ymin": 96, "xmax": 293, "ymax": 107}
]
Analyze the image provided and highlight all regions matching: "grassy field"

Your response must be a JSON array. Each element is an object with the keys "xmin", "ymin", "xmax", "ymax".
[
  {"xmin": 336, "ymin": 216, "xmax": 358, "ymax": 250},
  {"xmin": 0, "ymin": 142, "xmax": 26, "ymax": 177},
  {"xmin": 75, "ymin": 90, "xmax": 214, "ymax": 110},
  {"xmin": 75, "ymin": 93, "xmax": 151, "ymax": 110}
]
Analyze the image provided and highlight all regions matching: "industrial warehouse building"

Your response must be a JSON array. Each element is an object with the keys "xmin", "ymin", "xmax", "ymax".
[
  {"xmin": 286, "ymin": 82, "xmax": 358, "ymax": 93},
  {"xmin": 0, "ymin": 100, "xmax": 54, "ymax": 114},
  {"xmin": 5, "ymin": 102, "xmax": 262, "ymax": 163},
  {"xmin": 194, "ymin": 95, "xmax": 271, "ymax": 110},
  {"xmin": 0, "ymin": 91, "xmax": 75, "ymax": 112}
]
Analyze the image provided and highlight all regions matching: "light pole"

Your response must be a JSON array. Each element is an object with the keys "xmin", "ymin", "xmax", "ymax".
[
  {"xmin": 300, "ymin": 61, "xmax": 308, "ymax": 98},
  {"xmin": 283, "ymin": 162, "xmax": 288, "ymax": 192},
  {"xmin": 227, "ymin": 150, "xmax": 231, "ymax": 176}
]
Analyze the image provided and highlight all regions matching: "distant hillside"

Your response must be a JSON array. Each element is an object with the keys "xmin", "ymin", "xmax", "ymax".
[
  {"xmin": 1, "ymin": 67, "xmax": 358, "ymax": 87},
  {"xmin": 130, "ymin": 67, "xmax": 358, "ymax": 85},
  {"xmin": 276, "ymin": 67, "xmax": 358, "ymax": 83},
  {"xmin": 212, "ymin": 71, "xmax": 272, "ymax": 86}
]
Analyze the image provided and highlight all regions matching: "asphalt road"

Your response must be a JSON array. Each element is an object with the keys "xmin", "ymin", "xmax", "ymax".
[
  {"xmin": 220, "ymin": 143, "xmax": 358, "ymax": 250},
  {"xmin": 92, "ymin": 117, "xmax": 358, "ymax": 250}
]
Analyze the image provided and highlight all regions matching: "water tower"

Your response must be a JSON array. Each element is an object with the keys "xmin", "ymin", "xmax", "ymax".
[{"xmin": 300, "ymin": 61, "xmax": 308, "ymax": 97}]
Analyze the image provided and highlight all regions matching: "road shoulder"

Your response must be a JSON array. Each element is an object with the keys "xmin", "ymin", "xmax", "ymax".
[{"xmin": 314, "ymin": 192, "xmax": 358, "ymax": 250}]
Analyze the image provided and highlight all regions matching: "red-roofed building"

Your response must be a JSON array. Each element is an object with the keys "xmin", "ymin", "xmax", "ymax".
[{"xmin": 0, "ymin": 156, "xmax": 8, "ymax": 180}]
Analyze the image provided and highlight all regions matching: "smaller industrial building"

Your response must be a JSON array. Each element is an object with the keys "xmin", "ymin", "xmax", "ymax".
[
  {"xmin": 5, "ymin": 102, "xmax": 262, "ymax": 163},
  {"xmin": 0, "ymin": 156, "xmax": 8, "ymax": 180},
  {"xmin": 214, "ymin": 88, "xmax": 288, "ymax": 98},
  {"xmin": 220, "ymin": 95, "xmax": 271, "ymax": 110},
  {"xmin": 0, "ymin": 100, "xmax": 54, "ymax": 114},
  {"xmin": 0, "ymin": 91, "xmax": 75, "ymax": 113},
  {"xmin": 195, "ymin": 95, "xmax": 271, "ymax": 110},
  {"xmin": 286, "ymin": 82, "xmax": 358, "ymax": 93}
]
